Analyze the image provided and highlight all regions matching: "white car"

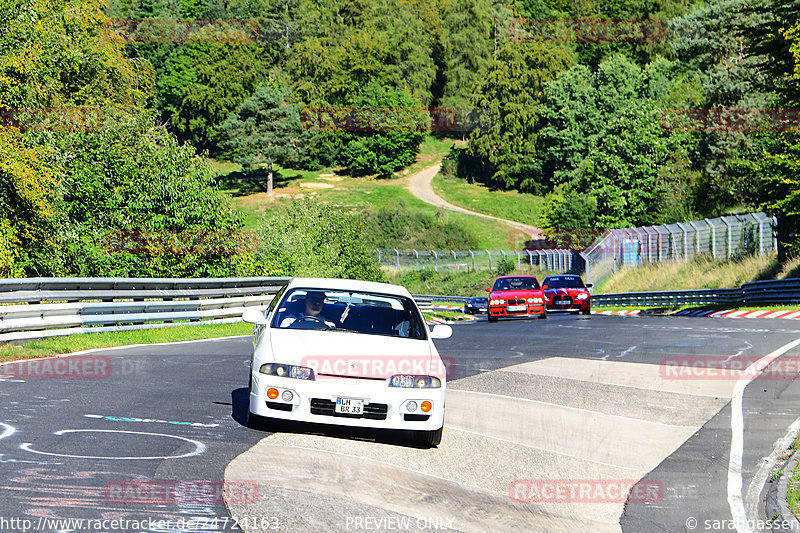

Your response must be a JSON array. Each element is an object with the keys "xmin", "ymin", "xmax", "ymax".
[{"xmin": 242, "ymin": 278, "xmax": 452, "ymax": 447}]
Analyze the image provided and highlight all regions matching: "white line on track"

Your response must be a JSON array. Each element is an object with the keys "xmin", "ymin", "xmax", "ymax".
[
  {"xmin": 727, "ymin": 338, "xmax": 800, "ymax": 533},
  {"xmin": 0, "ymin": 422, "xmax": 15, "ymax": 441}
]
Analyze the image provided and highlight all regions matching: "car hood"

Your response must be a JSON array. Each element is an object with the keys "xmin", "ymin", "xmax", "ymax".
[
  {"xmin": 268, "ymin": 329, "xmax": 437, "ymax": 379},
  {"xmin": 544, "ymin": 288, "xmax": 588, "ymax": 296}
]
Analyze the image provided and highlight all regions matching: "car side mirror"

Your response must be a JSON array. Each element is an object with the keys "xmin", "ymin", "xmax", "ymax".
[
  {"xmin": 485, "ymin": 287, "xmax": 491, "ymax": 292},
  {"xmin": 542, "ymin": 285, "xmax": 548, "ymax": 290},
  {"xmin": 430, "ymin": 324, "xmax": 452, "ymax": 339},
  {"xmin": 586, "ymin": 283, "xmax": 593, "ymax": 288},
  {"xmin": 242, "ymin": 308, "xmax": 268, "ymax": 325}
]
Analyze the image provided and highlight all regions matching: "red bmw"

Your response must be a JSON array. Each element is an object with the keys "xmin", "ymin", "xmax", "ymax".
[
  {"xmin": 542, "ymin": 275, "xmax": 592, "ymax": 315},
  {"xmin": 486, "ymin": 275, "xmax": 546, "ymax": 322}
]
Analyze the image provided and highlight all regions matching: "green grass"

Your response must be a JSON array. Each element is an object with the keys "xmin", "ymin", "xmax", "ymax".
[
  {"xmin": 597, "ymin": 254, "xmax": 800, "ymax": 294},
  {"xmin": 0, "ymin": 322, "xmax": 253, "ymax": 363},
  {"xmin": 788, "ymin": 434, "xmax": 800, "ymax": 519},
  {"xmin": 432, "ymin": 173, "xmax": 545, "ymax": 227},
  {"xmin": 209, "ymin": 138, "xmax": 524, "ymax": 249}
]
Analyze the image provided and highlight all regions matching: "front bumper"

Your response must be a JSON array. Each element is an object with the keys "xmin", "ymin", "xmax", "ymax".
[
  {"xmin": 249, "ymin": 373, "xmax": 445, "ymax": 431},
  {"xmin": 488, "ymin": 304, "xmax": 545, "ymax": 318}
]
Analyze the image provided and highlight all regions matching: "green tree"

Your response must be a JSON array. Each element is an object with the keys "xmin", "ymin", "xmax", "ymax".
[{"xmin": 220, "ymin": 86, "xmax": 309, "ymax": 194}]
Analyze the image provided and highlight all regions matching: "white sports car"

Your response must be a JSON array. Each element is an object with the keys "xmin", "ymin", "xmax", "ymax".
[{"xmin": 242, "ymin": 277, "xmax": 452, "ymax": 447}]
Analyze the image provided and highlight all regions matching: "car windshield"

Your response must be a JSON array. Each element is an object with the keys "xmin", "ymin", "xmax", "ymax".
[
  {"xmin": 271, "ymin": 288, "xmax": 427, "ymax": 340},
  {"xmin": 471, "ymin": 298, "xmax": 488, "ymax": 304},
  {"xmin": 492, "ymin": 277, "xmax": 540, "ymax": 291},
  {"xmin": 545, "ymin": 277, "xmax": 585, "ymax": 289}
]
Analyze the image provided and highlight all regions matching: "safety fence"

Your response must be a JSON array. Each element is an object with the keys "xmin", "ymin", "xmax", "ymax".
[{"xmin": 374, "ymin": 249, "xmax": 582, "ymax": 273}]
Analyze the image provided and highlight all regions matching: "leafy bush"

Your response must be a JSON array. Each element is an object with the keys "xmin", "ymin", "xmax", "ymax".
[
  {"xmin": 255, "ymin": 199, "xmax": 384, "ymax": 281},
  {"xmin": 496, "ymin": 258, "xmax": 516, "ymax": 276},
  {"xmin": 363, "ymin": 199, "xmax": 479, "ymax": 249}
]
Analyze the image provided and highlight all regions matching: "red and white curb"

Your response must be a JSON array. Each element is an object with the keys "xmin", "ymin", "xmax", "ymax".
[
  {"xmin": 591, "ymin": 310, "xmax": 642, "ymax": 316},
  {"xmin": 592, "ymin": 309, "xmax": 800, "ymax": 320}
]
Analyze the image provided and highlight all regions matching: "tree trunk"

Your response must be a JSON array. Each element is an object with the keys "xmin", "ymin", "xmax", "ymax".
[{"xmin": 267, "ymin": 157, "xmax": 273, "ymax": 195}]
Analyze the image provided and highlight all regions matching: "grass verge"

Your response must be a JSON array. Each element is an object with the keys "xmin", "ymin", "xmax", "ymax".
[
  {"xmin": 597, "ymin": 254, "xmax": 800, "ymax": 294},
  {"xmin": 432, "ymin": 173, "xmax": 544, "ymax": 227},
  {"xmin": 0, "ymin": 322, "xmax": 253, "ymax": 363},
  {"xmin": 787, "ymin": 434, "xmax": 800, "ymax": 519}
]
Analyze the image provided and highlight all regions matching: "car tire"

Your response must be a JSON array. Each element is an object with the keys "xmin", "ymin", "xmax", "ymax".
[
  {"xmin": 488, "ymin": 315, "xmax": 498, "ymax": 322},
  {"xmin": 246, "ymin": 409, "xmax": 262, "ymax": 429},
  {"xmin": 539, "ymin": 309, "xmax": 548, "ymax": 319},
  {"xmin": 415, "ymin": 426, "xmax": 443, "ymax": 447},
  {"xmin": 582, "ymin": 308, "xmax": 591, "ymax": 315}
]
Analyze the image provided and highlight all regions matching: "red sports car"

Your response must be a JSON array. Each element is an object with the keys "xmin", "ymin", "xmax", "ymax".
[
  {"xmin": 486, "ymin": 275, "xmax": 546, "ymax": 322},
  {"xmin": 541, "ymin": 275, "xmax": 592, "ymax": 315}
]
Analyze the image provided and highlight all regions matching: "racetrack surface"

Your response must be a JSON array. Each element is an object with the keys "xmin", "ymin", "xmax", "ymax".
[{"xmin": 2, "ymin": 315, "xmax": 800, "ymax": 532}]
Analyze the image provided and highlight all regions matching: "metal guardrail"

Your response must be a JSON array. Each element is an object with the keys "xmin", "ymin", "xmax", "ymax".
[
  {"xmin": 592, "ymin": 278, "xmax": 800, "ymax": 308},
  {"xmin": 0, "ymin": 277, "xmax": 291, "ymax": 343}
]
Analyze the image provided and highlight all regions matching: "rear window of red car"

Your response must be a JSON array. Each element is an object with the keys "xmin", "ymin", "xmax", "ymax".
[
  {"xmin": 544, "ymin": 276, "xmax": 585, "ymax": 289},
  {"xmin": 492, "ymin": 277, "xmax": 540, "ymax": 291}
]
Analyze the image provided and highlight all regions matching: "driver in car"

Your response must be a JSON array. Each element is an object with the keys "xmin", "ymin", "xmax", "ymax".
[{"xmin": 279, "ymin": 290, "xmax": 337, "ymax": 328}]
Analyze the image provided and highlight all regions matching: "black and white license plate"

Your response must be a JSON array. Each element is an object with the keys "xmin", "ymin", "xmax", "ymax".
[{"xmin": 335, "ymin": 397, "xmax": 364, "ymax": 414}]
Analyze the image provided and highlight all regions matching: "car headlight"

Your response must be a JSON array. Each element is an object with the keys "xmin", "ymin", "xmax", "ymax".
[
  {"xmin": 388, "ymin": 375, "xmax": 442, "ymax": 388},
  {"xmin": 490, "ymin": 299, "xmax": 505, "ymax": 305},
  {"xmin": 259, "ymin": 363, "xmax": 315, "ymax": 380},
  {"xmin": 527, "ymin": 297, "xmax": 543, "ymax": 304},
  {"xmin": 576, "ymin": 293, "xmax": 589, "ymax": 300}
]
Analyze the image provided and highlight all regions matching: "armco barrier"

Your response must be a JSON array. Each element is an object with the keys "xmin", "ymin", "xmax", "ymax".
[
  {"xmin": 592, "ymin": 278, "xmax": 800, "ymax": 308},
  {"xmin": 0, "ymin": 279, "xmax": 472, "ymax": 343}
]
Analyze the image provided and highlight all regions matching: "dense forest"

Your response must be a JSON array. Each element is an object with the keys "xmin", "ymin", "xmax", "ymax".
[{"xmin": 1, "ymin": 0, "xmax": 798, "ymax": 278}]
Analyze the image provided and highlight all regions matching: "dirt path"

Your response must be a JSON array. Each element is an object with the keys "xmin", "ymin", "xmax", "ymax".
[{"xmin": 406, "ymin": 164, "xmax": 543, "ymax": 239}]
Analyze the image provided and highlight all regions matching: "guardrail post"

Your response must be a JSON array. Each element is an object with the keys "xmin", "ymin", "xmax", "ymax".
[
  {"xmin": 432, "ymin": 250, "xmax": 438, "ymax": 272},
  {"xmin": 414, "ymin": 249, "xmax": 419, "ymax": 270},
  {"xmin": 470, "ymin": 250, "xmax": 475, "ymax": 270},
  {"xmin": 486, "ymin": 250, "xmax": 491, "ymax": 270}
]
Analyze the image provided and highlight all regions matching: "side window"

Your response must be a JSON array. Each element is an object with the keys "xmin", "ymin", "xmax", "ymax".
[{"xmin": 267, "ymin": 285, "xmax": 288, "ymax": 315}]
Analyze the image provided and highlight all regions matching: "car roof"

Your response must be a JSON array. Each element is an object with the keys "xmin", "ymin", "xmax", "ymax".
[
  {"xmin": 543, "ymin": 275, "xmax": 581, "ymax": 279},
  {"xmin": 495, "ymin": 275, "xmax": 539, "ymax": 279},
  {"xmin": 285, "ymin": 277, "xmax": 413, "ymax": 298}
]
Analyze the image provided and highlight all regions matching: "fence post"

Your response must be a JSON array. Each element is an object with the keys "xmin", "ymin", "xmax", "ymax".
[
  {"xmin": 517, "ymin": 251, "xmax": 521, "ymax": 270},
  {"xmin": 527, "ymin": 250, "xmax": 532, "ymax": 268},
  {"xmin": 500, "ymin": 250, "xmax": 506, "ymax": 264},
  {"xmin": 432, "ymin": 250, "xmax": 438, "ymax": 272},
  {"xmin": 452, "ymin": 250, "xmax": 457, "ymax": 270},
  {"xmin": 581, "ymin": 251, "xmax": 590, "ymax": 285},
  {"xmin": 677, "ymin": 223, "xmax": 689, "ymax": 262},
  {"xmin": 470, "ymin": 250, "xmax": 475, "ymax": 271},
  {"xmin": 394, "ymin": 249, "xmax": 400, "ymax": 269},
  {"xmin": 689, "ymin": 221, "xmax": 701, "ymax": 258},
  {"xmin": 486, "ymin": 250, "xmax": 492, "ymax": 270},
  {"xmin": 705, "ymin": 219, "xmax": 716, "ymax": 258},
  {"xmin": 377, "ymin": 249, "xmax": 382, "ymax": 265},
  {"xmin": 773, "ymin": 215, "xmax": 778, "ymax": 253},
  {"xmin": 414, "ymin": 249, "xmax": 419, "ymax": 270},
  {"xmin": 758, "ymin": 219, "xmax": 764, "ymax": 255},
  {"xmin": 721, "ymin": 217, "xmax": 732, "ymax": 258},
  {"xmin": 538, "ymin": 251, "xmax": 543, "ymax": 270}
]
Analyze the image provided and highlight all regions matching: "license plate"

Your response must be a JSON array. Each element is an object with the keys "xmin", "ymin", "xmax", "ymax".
[
  {"xmin": 335, "ymin": 397, "xmax": 364, "ymax": 415},
  {"xmin": 507, "ymin": 305, "xmax": 526, "ymax": 312},
  {"xmin": 556, "ymin": 300, "xmax": 570, "ymax": 306}
]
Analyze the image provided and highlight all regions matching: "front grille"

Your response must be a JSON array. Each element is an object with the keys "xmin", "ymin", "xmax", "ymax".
[
  {"xmin": 309, "ymin": 398, "xmax": 388, "ymax": 420},
  {"xmin": 553, "ymin": 296, "xmax": 573, "ymax": 307},
  {"xmin": 507, "ymin": 299, "xmax": 525, "ymax": 305}
]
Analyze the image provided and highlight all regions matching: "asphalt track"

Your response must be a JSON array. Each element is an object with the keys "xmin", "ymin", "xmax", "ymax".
[{"xmin": 2, "ymin": 314, "xmax": 800, "ymax": 532}]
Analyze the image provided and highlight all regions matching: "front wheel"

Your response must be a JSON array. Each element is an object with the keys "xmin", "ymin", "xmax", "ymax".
[
  {"xmin": 414, "ymin": 426, "xmax": 443, "ymax": 447},
  {"xmin": 488, "ymin": 315, "xmax": 498, "ymax": 322},
  {"xmin": 539, "ymin": 309, "xmax": 548, "ymax": 319},
  {"xmin": 582, "ymin": 308, "xmax": 591, "ymax": 315}
]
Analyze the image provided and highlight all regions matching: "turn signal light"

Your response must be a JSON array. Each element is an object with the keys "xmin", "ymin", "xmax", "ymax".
[
  {"xmin": 421, "ymin": 401, "xmax": 432, "ymax": 412},
  {"xmin": 267, "ymin": 388, "xmax": 279, "ymax": 399}
]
